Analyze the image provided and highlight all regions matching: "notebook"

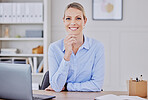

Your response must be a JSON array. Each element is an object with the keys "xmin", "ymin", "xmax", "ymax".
[{"xmin": 0, "ymin": 63, "xmax": 55, "ymax": 100}]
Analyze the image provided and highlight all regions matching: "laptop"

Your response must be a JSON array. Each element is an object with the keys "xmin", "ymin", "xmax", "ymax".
[{"xmin": 0, "ymin": 63, "xmax": 55, "ymax": 100}]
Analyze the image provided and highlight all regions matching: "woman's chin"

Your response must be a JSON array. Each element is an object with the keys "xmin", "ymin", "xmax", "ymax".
[{"xmin": 68, "ymin": 32, "xmax": 80, "ymax": 35}]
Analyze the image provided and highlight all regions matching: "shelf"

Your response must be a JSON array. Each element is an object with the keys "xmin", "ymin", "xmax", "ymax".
[
  {"xmin": 0, "ymin": 54, "xmax": 43, "ymax": 57},
  {"xmin": 0, "ymin": 22, "xmax": 44, "ymax": 25},
  {"xmin": 0, "ymin": 38, "xmax": 44, "ymax": 41},
  {"xmin": 0, "ymin": 0, "xmax": 51, "ymax": 80}
]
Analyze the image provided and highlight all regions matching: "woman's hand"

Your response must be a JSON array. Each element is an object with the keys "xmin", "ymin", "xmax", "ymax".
[
  {"xmin": 45, "ymin": 85, "xmax": 65, "ymax": 91},
  {"xmin": 45, "ymin": 85, "xmax": 54, "ymax": 91},
  {"xmin": 64, "ymin": 35, "xmax": 77, "ymax": 61}
]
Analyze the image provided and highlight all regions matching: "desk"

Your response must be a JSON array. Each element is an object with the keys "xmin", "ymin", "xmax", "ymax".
[{"xmin": 33, "ymin": 90, "xmax": 148, "ymax": 100}]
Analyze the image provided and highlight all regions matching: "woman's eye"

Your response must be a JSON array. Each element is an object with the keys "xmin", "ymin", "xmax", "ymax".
[
  {"xmin": 66, "ymin": 18, "xmax": 70, "ymax": 20},
  {"xmin": 77, "ymin": 18, "xmax": 81, "ymax": 20}
]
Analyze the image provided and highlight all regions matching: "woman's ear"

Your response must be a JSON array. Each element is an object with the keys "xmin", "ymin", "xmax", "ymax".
[
  {"xmin": 84, "ymin": 17, "xmax": 87, "ymax": 26},
  {"xmin": 63, "ymin": 17, "xmax": 65, "ymax": 23}
]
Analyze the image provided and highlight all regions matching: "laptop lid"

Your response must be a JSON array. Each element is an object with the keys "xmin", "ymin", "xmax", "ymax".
[
  {"xmin": 0, "ymin": 63, "xmax": 33, "ymax": 100},
  {"xmin": 0, "ymin": 63, "xmax": 55, "ymax": 100}
]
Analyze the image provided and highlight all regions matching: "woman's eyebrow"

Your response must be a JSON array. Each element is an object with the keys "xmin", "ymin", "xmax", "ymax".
[
  {"xmin": 76, "ymin": 15, "xmax": 82, "ymax": 17},
  {"xmin": 65, "ymin": 16, "xmax": 71, "ymax": 17}
]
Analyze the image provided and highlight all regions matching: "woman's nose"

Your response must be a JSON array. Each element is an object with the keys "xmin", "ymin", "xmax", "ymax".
[
  {"xmin": 71, "ymin": 23, "xmax": 76, "ymax": 25},
  {"xmin": 70, "ymin": 19, "xmax": 76, "ymax": 25}
]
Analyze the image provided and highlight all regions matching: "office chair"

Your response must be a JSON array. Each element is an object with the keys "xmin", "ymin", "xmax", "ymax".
[
  {"xmin": 39, "ymin": 71, "xmax": 103, "ymax": 91},
  {"xmin": 39, "ymin": 71, "xmax": 50, "ymax": 90}
]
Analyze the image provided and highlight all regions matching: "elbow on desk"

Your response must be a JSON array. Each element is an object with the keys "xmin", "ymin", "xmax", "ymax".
[
  {"xmin": 52, "ymin": 86, "xmax": 63, "ymax": 92},
  {"xmin": 54, "ymin": 89, "xmax": 61, "ymax": 92},
  {"xmin": 52, "ymin": 87, "xmax": 62, "ymax": 92},
  {"xmin": 50, "ymin": 81, "xmax": 63, "ymax": 92},
  {"xmin": 92, "ymin": 82, "xmax": 103, "ymax": 92},
  {"xmin": 51, "ymin": 84, "xmax": 63, "ymax": 92},
  {"xmin": 88, "ymin": 87, "xmax": 102, "ymax": 92}
]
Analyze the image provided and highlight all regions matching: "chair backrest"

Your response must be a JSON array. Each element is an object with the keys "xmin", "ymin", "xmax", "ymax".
[{"xmin": 40, "ymin": 71, "xmax": 50, "ymax": 90}]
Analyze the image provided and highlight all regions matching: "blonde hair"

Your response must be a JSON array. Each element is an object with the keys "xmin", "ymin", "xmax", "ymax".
[{"xmin": 64, "ymin": 2, "xmax": 86, "ymax": 20}]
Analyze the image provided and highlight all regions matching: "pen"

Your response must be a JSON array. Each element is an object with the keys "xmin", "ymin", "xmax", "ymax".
[
  {"xmin": 140, "ymin": 75, "xmax": 143, "ymax": 81},
  {"xmin": 136, "ymin": 77, "xmax": 139, "ymax": 82}
]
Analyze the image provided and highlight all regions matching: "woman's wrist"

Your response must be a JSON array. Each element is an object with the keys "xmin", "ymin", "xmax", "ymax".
[
  {"xmin": 64, "ymin": 51, "xmax": 72, "ymax": 61},
  {"xmin": 64, "ymin": 55, "xmax": 70, "ymax": 61}
]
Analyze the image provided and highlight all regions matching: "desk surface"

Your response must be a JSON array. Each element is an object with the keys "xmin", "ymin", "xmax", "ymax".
[{"xmin": 33, "ymin": 90, "xmax": 147, "ymax": 100}]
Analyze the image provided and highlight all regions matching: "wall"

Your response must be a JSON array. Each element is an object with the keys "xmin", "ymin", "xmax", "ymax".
[{"xmin": 51, "ymin": 0, "xmax": 148, "ymax": 91}]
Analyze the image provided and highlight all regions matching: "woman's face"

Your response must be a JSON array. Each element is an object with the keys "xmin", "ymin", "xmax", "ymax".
[{"xmin": 63, "ymin": 8, "xmax": 87, "ymax": 36}]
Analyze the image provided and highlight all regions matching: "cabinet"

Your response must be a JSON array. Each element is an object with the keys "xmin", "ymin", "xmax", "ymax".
[{"xmin": 0, "ymin": 0, "xmax": 51, "ymax": 82}]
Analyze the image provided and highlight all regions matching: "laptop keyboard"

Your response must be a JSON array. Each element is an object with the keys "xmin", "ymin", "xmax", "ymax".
[
  {"xmin": 33, "ymin": 94, "xmax": 55, "ymax": 100},
  {"xmin": 33, "ymin": 96, "xmax": 43, "ymax": 100},
  {"xmin": 33, "ymin": 96, "xmax": 48, "ymax": 100}
]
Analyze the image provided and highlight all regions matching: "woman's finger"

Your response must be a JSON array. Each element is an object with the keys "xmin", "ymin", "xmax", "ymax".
[{"xmin": 45, "ymin": 86, "xmax": 54, "ymax": 91}]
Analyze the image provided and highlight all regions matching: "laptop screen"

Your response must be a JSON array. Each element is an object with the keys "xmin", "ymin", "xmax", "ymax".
[{"xmin": 0, "ymin": 63, "xmax": 33, "ymax": 100}]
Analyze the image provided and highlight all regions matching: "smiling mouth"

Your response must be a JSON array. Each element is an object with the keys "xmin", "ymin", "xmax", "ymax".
[{"xmin": 69, "ymin": 27, "xmax": 79, "ymax": 31}]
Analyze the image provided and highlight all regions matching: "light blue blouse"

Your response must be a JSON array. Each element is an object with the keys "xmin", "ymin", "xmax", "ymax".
[{"xmin": 48, "ymin": 35, "xmax": 105, "ymax": 92}]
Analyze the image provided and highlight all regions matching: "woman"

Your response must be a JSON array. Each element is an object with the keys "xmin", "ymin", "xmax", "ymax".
[{"xmin": 46, "ymin": 2, "xmax": 105, "ymax": 92}]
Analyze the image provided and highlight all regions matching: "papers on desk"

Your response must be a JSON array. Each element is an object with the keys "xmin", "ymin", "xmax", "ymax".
[{"xmin": 95, "ymin": 94, "xmax": 146, "ymax": 100}]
